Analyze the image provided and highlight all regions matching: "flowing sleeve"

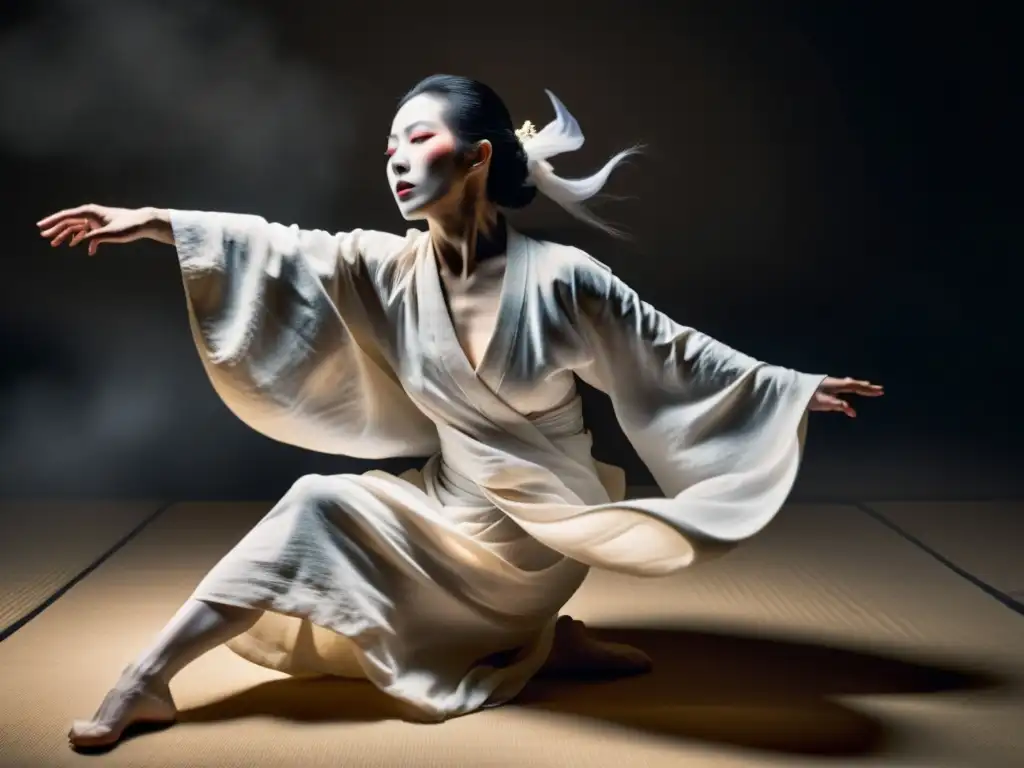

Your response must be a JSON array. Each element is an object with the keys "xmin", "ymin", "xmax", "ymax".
[
  {"xmin": 169, "ymin": 210, "xmax": 439, "ymax": 458},
  {"xmin": 567, "ymin": 253, "xmax": 826, "ymax": 569}
]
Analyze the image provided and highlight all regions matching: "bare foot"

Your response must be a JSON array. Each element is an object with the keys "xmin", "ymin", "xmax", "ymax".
[
  {"xmin": 68, "ymin": 667, "xmax": 177, "ymax": 751},
  {"xmin": 540, "ymin": 615, "xmax": 652, "ymax": 678}
]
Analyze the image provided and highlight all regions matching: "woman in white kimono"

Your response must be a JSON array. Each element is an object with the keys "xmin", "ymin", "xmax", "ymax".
[{"xmin": 39, "ymin": 74, "xmax": 882, "ymax": 750}]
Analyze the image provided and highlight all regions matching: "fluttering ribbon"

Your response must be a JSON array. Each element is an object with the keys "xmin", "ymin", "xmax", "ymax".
[{"xmin": 516, "ymin": 90, "xmax": 640, "ymax": 235}]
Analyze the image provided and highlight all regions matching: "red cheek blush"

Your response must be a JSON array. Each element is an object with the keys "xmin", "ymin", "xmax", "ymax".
[{"xmin": 425, "ymin": 138, "xmax": 456, "ymax": 163}]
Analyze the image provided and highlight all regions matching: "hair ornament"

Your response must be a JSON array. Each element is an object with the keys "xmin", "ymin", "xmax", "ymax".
[
  {"xmin": 517, "ymin": 89, "xmax": 641, "ymax": 236},
  {"xmin": 514, "ymin": 120, "xmax": 538, "ymax": 144}
]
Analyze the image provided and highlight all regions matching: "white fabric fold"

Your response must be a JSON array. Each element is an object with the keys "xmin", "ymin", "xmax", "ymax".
[
  {"xmin": 168, "ymin": 210, "xmax": 823, "ymax": 720},
  {"xmin": 520, "ymin": 90, "xmax": 641, "ymax": 234}
]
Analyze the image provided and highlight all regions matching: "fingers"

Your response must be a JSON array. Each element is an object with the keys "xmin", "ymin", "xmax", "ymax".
[
  {"xmin": 49, "ymin": 219, "xmax": 91, "ymax": 247},
  {"xmin": 81, "ymin": 226, "xmax": 136, "ymax": 256},
  {"xmin": 41, "ymin": 216, "xmax": 134, "ymax": 255},
  {"xmin": 68, "ymin": 226, "xmax": 93, "ymax": 248},
  {"xmin": 41, "ymin": 217, "xmax": 90, "ymax": 240},
  {"xmin": 37, "ymin": 204, "xmax": 102, "ymax": 230},
  {"xmin": 46, "ymin": 219, "xmax": 94, "ymax": 248},
  {"xmin": 826, "ymin": 377, "xmax": 884, "ymax": 397},
  {"xmin": 51, "ymin": 228, "xmax": 78, "ymax": 247},
  {"xmin": 818, "ymin": 393, "xmax": 857, "ymax": 418}
]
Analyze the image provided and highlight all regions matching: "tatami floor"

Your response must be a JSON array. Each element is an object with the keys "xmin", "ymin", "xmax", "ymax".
[{"xmin": 1, "ymin": 498, "xmax": 1021, "ymax": 767}]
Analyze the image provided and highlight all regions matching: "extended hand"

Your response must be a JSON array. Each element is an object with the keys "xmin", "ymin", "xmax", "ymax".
[
  {"xmin": 809, "ymin": 376, "xmax": 883, "ymax": 418},
  {"xmin": 37, "ymin": 205, "xmax": 167, "ymax": 256}
]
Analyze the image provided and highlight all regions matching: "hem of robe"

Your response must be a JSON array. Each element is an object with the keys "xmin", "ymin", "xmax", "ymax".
[
  {"xmin": 488, "ymin": 371, "xmax": 826, "ymax": 576},
  {"xmin": 649, "ymin": 370, "xmax": 824, "ymax": 560},
  {"xmin": 185, "ymin": 460, "xmax": 583, "ymax": 723},
  {"xmin": 191, "ymin": 584, "xmax": 560, "ymax": 722},
  {"xmin": 656, "ymin": 370, "xmax": 826, "ymax": 559}
]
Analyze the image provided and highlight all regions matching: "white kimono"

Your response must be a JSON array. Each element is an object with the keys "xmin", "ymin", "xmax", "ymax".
[{"xmin": 170, "ymin": 211, "xmax": 824, "ymax": 721}]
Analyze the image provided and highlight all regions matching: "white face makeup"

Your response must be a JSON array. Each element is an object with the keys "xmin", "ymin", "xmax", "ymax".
[{"xmin": 386, "ymin": 94, "xmax": 462, "ymax": 220}]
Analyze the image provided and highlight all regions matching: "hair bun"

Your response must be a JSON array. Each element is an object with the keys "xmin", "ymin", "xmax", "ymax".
[
  {"xmin": 397, "ymin": 75, "xmax": 635, "ymax": 228},
  {"xmin": 487, "ymin": 131, "xmax": 537, "ymax": 210}
]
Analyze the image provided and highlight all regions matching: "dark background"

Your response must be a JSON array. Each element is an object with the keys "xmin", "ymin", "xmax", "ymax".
[{"xmin": 0, "ymin": 1, "xmax": 1016, "ymax": 502}]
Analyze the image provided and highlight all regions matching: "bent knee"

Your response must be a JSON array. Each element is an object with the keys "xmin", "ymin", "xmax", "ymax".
[{"xmin": 284, "ymin": 473, "xmax": 340, "ymax": 509}]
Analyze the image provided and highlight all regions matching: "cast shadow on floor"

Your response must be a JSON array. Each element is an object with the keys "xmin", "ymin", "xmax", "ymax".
[{"xmin": 177, "ymin": 625, "xmax": 1006, "ymax": 758}]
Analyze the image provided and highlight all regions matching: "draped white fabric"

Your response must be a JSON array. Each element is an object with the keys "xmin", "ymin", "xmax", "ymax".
[{"xmin": 170, "ymin": 210, "xmax": 824, "ymax": 720}]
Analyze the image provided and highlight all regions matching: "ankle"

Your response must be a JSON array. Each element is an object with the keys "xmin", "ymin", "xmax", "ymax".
[{"xmin": 123, "ymin": 660, "xmax": 168, "ymax": 688}]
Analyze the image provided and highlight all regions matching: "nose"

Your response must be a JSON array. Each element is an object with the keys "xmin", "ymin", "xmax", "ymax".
[{"xmin": 389, "ymin": 154, "xmax": 410, "ymax": 177}]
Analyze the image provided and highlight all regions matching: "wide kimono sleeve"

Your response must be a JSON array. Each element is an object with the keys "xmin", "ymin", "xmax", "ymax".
[
  {"xmin": 567, "ymin": 253, "xmax": 826, "ymax": 567},
  {"xmin": 169, "ymin": 210, "xmax": 439, "ymax": 458}
]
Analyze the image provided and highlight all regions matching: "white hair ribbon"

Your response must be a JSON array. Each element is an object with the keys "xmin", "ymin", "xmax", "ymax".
[{"xmin": 516, "ymin": 89, "xmax": 640, "ymax": 236}]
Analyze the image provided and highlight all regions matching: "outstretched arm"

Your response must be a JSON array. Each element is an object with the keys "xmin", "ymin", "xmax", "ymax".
[
  {"xmin": 569, "ymin": 258, "xmax": 882, "ymax": 422},
  {"xmin": 37, "ymin": 203, "xmax": 440, "ymax": 459},
  {"xmin": 38, "ymin": 205, "xmax": 174, "ymax": 254},
  {"xmin": 568, "ymin": 253, "xmax": 884, "ymax": 502}
]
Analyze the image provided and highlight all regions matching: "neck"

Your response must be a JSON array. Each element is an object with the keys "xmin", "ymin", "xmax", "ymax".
[{"xmin": 428, "ymin": 195, "xmax": 504, "ymax": 280}]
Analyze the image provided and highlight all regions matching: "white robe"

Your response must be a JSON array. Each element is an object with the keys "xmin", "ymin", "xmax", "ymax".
[{"xmin": 170, "ymin": 211, "xmax": 825, "ymax": 720}]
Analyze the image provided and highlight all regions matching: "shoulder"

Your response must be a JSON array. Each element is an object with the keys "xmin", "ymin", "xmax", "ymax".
[
  {"xmin": 527, "ymin": 236, "xmax": 617, "ymax": 305},
  {"xmin": 340, "ymin": 227, "xmax": 422, "ymax": 267},
  {"xmin": 527, "ymin": 236, "xmax": 612, "ymax": 286},
  {"xmin": 341, "ymin": 227, "xmax": 424, "ymax": 287}
]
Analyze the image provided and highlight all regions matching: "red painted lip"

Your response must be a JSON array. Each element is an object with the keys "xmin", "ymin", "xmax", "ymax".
[{"xmin": 396, "ymin": 181, "xmax": 415, "ymax": 198}]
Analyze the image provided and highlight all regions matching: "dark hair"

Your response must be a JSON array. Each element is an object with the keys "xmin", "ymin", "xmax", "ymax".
[{"xmin": 398, "ymin": 74, "xmax": 537, "ymax": 209}]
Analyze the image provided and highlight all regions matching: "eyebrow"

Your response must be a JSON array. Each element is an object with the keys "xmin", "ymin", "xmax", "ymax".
[{"xmin": 387, "ymin": 120, "xmax": 438, "ymax": 141}]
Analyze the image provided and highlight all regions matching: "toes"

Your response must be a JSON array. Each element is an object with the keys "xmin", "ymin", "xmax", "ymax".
[
  {"xmin": 69, "ymin": 719, "xmax": 103, "ymax": 737},
  {"xmin": 68, "ymin": 720, "xmax": 113, "ymax": 749}
]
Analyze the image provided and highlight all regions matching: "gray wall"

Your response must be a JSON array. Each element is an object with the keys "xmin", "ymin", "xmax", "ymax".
[{"xmin": 0, "ymin": 2, "xmax": 1016, "ymax": 501}]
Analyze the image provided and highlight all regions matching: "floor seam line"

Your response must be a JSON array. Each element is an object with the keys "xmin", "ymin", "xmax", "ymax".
[
  {"xmin": 0, "ymin": 499, "xmax": 178, "ymax": 643},
  {"xmin": 853, "ymin": 502, "xmax": 1024, "ymax": 619}
]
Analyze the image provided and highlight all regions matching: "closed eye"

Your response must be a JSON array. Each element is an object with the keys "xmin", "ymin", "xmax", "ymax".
[{"xmin": 410, "ymin": 132, "xmax": 435, "ymax": 144}]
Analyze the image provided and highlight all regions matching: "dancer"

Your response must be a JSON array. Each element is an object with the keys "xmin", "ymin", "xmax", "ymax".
[{"xmin": 38, "ymin": 75, "xmax": 882, "ymax": 750}]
